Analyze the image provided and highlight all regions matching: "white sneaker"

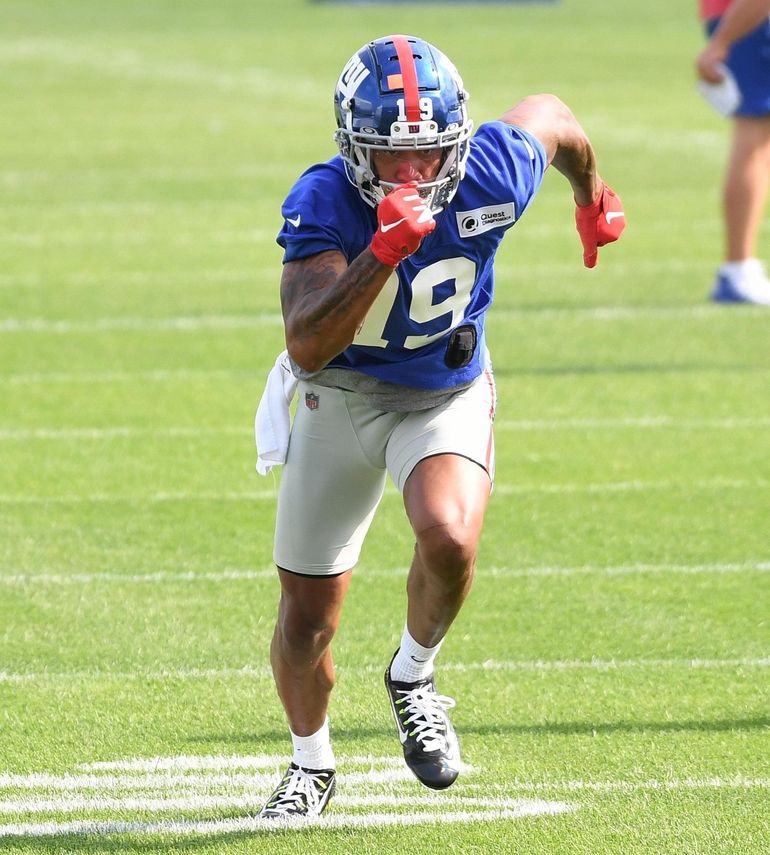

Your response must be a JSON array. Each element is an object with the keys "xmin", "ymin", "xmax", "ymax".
[{"xmin": 711, "ymin": 259, "xmax": 770, "ymax": 305}]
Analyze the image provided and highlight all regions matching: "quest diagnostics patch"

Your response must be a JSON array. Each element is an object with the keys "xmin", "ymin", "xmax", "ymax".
[{"xmin": 456, "ymin": 203, "xmax": 515, "ymax": 238}]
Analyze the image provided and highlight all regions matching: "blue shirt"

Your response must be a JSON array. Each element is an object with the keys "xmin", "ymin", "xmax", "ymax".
[{"xmin": 276, "ymin": 121, "xmax": 548, "ymax": 389}]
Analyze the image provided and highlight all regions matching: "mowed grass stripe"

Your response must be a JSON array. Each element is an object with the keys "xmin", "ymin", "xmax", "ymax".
[
  {"xmin": 0, "ymin": 35, "xmax": 328, "ymax": 97},
  {"xmin": 77, "ymin": 755, "xmax": 404, "ymax": 771}
]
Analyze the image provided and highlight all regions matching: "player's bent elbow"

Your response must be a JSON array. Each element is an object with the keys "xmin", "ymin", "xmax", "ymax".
[{"xmin": 285, "ymin": 338, "xmax": 328, "ymax": 375}]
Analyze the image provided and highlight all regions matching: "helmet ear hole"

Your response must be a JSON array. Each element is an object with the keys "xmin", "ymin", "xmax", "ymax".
[{"xmin": 334, "ymin": 35, "xmax": 472, "ymax": 211}]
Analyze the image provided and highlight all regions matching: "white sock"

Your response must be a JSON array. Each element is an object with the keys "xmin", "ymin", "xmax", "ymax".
[
  {"xmin": 721, "ymin": 258, "xmax": 760, "ymax": 278},
  {"xmin": 290, "ymin": 717, "xmax": 335, "ymax": 770},
  {"xmin": 389, "ymin": 625, "xmax": 444, "ymax": 682}
]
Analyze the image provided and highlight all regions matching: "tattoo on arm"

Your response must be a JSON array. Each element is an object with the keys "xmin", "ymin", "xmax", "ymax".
[{"xmin": 281, "ymin": 249, "xmax": 392, "ymax": 366}]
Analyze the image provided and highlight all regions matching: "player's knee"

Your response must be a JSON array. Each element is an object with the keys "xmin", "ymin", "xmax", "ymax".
[
  {"xmin": 277, "ymin": 604, "xmax": 337, "ymax": 659},
  {"xmin": 417, "ymin": 521, "xmax": 478, "ymax": 579}
]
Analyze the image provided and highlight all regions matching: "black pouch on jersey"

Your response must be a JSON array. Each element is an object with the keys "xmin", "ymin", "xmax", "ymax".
[{"xmin": 444, "ymin": 324, "xmax": 477, "ymax": 369}]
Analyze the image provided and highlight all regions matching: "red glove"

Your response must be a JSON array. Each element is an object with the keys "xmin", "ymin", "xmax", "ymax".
[
  {"xmin": 370, "ymin": 182, "xmax": 436, "ymax": 267},
  {"xmin": 575, "ymin": 183, "xmax": 626, "ymax": 268}
]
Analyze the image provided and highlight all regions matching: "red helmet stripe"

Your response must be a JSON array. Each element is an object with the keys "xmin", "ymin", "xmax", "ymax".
[{"xmin": 391, "ymin": 35, "xmax": 421, "ymax": 121}]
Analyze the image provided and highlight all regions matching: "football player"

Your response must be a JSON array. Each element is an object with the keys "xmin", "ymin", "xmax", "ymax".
[{"xmin": 257, "ymin": 34, "xmax": 625, "ymax": 819}]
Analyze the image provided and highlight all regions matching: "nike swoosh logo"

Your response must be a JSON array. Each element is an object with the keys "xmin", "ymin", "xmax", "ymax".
[
  {"xmin": 605, "ymin": 211, "xmax": 624, "ymax": 224},
  {"xmin": 389, "ymin": 695, "xmax": 410, "ymax": 743},
  {"xmin": 286, "ymin": 215, "xmax": 301, "ymax": 227},
  {"xmin": 391, "ymin": 710, "xmax": 409, "ymax": 743},
  {"xmin": 380, "ymin": 217, "xmax": 407, "ymax": 233},
  {"xmin": 410, "ymin": 655, "xmax": 428, "ymax": 663}
]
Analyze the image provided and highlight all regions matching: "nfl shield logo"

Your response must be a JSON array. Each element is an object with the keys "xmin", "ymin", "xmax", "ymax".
[{"xmin": 305, "ymin": 392, "xmax": 319, "ymax": 411}]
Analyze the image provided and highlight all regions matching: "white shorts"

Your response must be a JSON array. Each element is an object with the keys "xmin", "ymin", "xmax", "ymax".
[{"xmin": 273, "ymin": 369, "xmax": 496, "ymax": 576}]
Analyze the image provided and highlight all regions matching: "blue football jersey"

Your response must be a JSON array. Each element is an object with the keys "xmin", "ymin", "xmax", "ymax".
[{"xmin": 276, "ymin": 121, "xmax": 548, "ymax": 389}]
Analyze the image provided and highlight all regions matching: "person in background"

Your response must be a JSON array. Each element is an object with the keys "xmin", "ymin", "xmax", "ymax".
[
  {"xmin": 697, "ymin": 0, "xmax": 770, "ymax": 304},
  {"xmin": 255, "ymin": 34, "xmax": 625, "ymax": 820}
]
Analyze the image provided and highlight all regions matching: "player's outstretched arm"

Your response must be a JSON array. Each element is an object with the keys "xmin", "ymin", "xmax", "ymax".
[{"xmin": 501, "ymin": 93, "xmax": 625, "ymax": 268}]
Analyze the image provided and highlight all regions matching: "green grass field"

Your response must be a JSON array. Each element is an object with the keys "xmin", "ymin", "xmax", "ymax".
[{"xmin": 1, "ymin": 0, "xmax": 769, "ymax": 851}]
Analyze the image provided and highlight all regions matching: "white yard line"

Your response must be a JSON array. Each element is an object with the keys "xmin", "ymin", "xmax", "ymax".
[
  {"xmin": 1, "ymin": 476, "xmax": 768, "ymax": 506},
  {"xmin": 0, "ymin": 747, "xmax": 572, "ymax": 834},
  {"xmin": 1, "ymin": 561, "xmax": 767, "ymax": 587},
  {"xmin": 0, "ymin": 269, "xmax": 276, "ymax": 290},
  {"xmin": 482, "ymin": 561, "xmax": 770, "ymax": 578},
  {"xmin": 496, "ymin": 416, "xmax": 770, "ymax": 430},
  {"xmin": 0, "ymin": 569, "xmax": 278, "ymax": 585},
  {"xmin": 478, "ymin": 776, "xmax": 770, "ymax": 794},
  {"xmin": 439, "ymin": 657, "xmax": 770, "ymax": 673},
  {"xmin": 1, "ymin": 657, "xmax": 767, "ymax": 686},
  {"xmin": 3, "ymin": 416, "xmax": 770, "ymax": 438},
  {"xmin": 0, "ymin": 803, "xmax": 573, "ymax": 838},
  {"xmin": 0, "ymin": 369, "xmax": 252, "ymax": 385},
  {"xmin": 0, "ymin": 230, "xmax": 272, "ymax": 248},
  {"xmin": 0, "ymin": 491, "xmax": 279, "ymax": 505},
  {"xmin": 0, "ymin": 173, "xmax": 291, "ymax": 194},
  {"xmin": 0, "ymin": 793, "xmax": 539, "ymax": 815},
  {"xmin": 0, "ymin": 426, "xmax": 249, "ymax": 440},
  {"xmin": 0, "ymin": 752, "xmax": 767, "ymax": 838},
  {"xmin": 493, "ymin": 478, "xmax": 769, "ymax": 495},
  {"xmin": 0, "ymin": 782, "xmax": 765, "ymax": 817},
  {"xmin": 0, "ymin": 667, "xmax": 277, "ymax": 685},
  {"xmin": 2, "ymin": 305, "xmax": 767, "ymax": 335},
  {"xmin": 0, "ymin": 315, "xmax": 281, "ymax": 333}
]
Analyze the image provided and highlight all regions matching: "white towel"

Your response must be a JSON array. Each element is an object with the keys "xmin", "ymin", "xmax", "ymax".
[
  {"xmin": 254, "ymin": 350, "xmax": 298, "ymax": 476},
  {"xmin": 696, "ymin": 63, "xmax": 741, "ymax": 117}
]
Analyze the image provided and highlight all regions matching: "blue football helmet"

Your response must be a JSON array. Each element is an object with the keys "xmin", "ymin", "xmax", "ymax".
[{"xmin": 334, "ymin": 35, "xmax": 473, "ymax": 213}]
